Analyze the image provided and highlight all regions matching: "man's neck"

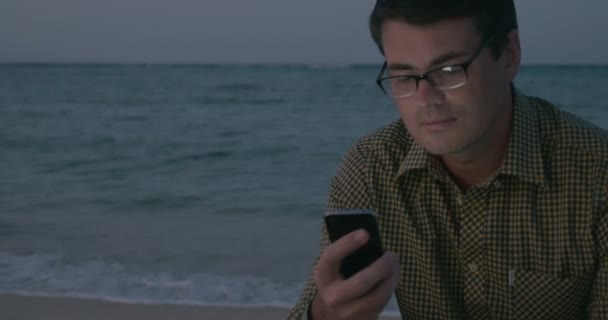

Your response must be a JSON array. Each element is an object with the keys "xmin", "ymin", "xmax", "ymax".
[
  {"xmin": 441, "ymin": 102, "xmax": 514, "ymax": 191},
  {"xmin": 442, "ymin": 144, "xmax": 507, "ymax": 191}
]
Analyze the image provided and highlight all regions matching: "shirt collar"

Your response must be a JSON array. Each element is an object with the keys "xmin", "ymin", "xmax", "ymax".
[
  {"xmin": 499, "ymin": 87, "xmax": 546, "ymax": 186},
  {"xmin": 396, "ymin": 87, "xmax": 546, "ymax": 187},
  {"xmin": 397, "ymin": 135, "xmax": 447, "ymax": 181}
]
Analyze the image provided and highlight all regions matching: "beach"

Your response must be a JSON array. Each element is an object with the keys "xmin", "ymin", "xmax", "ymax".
[{"xmin": 0, "ymin": 294, "xmax": 401, "ymax": 320}]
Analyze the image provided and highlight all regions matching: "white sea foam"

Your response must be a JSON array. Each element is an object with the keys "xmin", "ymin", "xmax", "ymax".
[
  {"xmin": 0, "ymin": 252, "xmax": 304, "ymax": 308},
  {"xmin": 0, "ymin": 252, "xmax": 401, "ymax": 313}
]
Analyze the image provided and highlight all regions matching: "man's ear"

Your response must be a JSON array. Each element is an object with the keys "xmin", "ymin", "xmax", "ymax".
[{"xmin": 502, "ymin": 30, "xmax": 522, "ymax": 82}]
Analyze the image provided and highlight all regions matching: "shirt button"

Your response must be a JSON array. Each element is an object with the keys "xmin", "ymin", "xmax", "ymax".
[
  {"xmin": 468, "ymin": 263, "xmax": 479, "ymax": 273},
  {"xmin": 494, "ymin": 180, "xmax": 502, "ymax": 189}
]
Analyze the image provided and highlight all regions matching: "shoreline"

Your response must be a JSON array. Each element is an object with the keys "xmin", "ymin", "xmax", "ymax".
[{"xmin": 0, "ymin": 293, "xmax": 401, "ymax": 320}]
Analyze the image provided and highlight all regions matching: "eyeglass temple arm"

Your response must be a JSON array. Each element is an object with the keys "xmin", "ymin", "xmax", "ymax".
[
  {"xmin": 376, "ymin": 61, "xmax": 387, "ymax": 82},
  {"xmin": 375, "ymin": 61, "xmax": 388, "ymax": 95}
]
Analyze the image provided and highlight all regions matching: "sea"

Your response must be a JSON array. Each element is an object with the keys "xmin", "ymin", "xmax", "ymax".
[{"xmin": 1, "ymin": 64, "xmax": 607, "ymax": 315}]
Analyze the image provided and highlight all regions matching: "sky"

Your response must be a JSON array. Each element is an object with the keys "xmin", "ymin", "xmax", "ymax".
[{"xmin": 1, "ymin": 0, "xmax": 607, "ymax": 64}]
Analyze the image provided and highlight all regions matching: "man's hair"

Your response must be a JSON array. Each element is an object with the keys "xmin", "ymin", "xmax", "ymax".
[{"xmin": 369, "ymin": 0, "xmax": 518, "ymax": 59}]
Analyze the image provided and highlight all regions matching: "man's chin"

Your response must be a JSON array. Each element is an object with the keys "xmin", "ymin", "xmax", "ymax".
[{"xmin": 421, "ymin": 142, "xmax": 465, "ymax": 157}]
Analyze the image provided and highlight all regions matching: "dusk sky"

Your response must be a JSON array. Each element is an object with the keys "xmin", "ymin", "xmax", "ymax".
[{"xmin": 1, "ymin": 0, "xmax": 607, "ymax": 64}]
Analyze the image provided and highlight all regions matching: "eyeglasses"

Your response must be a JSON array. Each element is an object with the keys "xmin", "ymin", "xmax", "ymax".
[{"xmin": 375, "ymin": 36, "xmax": 493, "ymax": 98}]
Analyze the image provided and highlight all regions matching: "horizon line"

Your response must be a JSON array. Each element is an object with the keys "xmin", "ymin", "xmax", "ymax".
[{"xmin": 1, "ymin": 61, "xmax": 607, "ymax": 67}]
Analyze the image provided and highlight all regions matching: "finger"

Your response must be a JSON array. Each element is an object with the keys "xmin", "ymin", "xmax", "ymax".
[
  {"xmin": 315, "ymin": 229, "xmax": 369, "ymax": 286},
  {"xmin": 340, "ymin": 258, "xmax": 401, "ymax": 318},
  {"xmin": 337, "ymin": 251, "xmax": 399, "ymax": 301},
  {"xmin": 362, "ymin": 258, "xmax": 401, "ymax": 306}
]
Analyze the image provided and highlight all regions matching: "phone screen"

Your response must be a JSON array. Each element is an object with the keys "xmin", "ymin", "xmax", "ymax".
[{"xmin": 324, "ymin": 209, "xmax": 384, "ymax": 278}]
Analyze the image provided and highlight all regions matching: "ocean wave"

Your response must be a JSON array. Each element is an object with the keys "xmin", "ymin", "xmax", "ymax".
[
  {"xmin": 159, "ymin": 151, "xmax": 232, "ymax": 165},
  {"xmin": 0, "ymin": 222, "xmax": 18, "ymax": 236},
  {"xmin": 212, "ymin": 83, "xmax": 264, "ymax": 93},
  {"xmin": 200, "ymin": 96, "xmax": 286, "ymax": 106},
  {"xmin": 0, "ymin": 252, "xmax": 307, "ymax": 308}
]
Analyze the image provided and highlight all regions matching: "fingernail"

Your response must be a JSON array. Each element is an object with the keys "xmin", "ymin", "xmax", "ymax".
[{"xmin": 354, "ymin": 229, "xmax": 368, "ymax": 242}]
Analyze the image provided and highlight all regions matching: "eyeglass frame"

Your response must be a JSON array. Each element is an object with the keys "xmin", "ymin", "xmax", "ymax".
[{"xmin": 375, "ymin": 35, "xmax": 494, "ymax": 98}]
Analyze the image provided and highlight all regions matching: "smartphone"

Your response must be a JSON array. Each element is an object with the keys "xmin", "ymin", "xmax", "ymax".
[{"xmin": 324, "ymin": 209, "xmax": 384, "ymax": 278}]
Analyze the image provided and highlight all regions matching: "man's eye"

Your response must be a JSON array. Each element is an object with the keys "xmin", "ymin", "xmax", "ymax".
[{"xmin": 395, "ymin": 77, "xmax": 414, "ymax": 83}]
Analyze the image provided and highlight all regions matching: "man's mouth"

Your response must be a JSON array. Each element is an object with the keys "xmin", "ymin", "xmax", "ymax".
[{"xmin": 421, "ymin": 118, "xmax": 457, "ymax": 130}]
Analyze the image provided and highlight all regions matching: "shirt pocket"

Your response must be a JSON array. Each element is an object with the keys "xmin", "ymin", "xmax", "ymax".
[{"xmin": 510, "ymin": 269, "xmax": 594, "ymax": 320}]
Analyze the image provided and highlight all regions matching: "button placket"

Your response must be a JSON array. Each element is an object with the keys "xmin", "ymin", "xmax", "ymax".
[{"xmin": 459, "ymin": 187, "xmax": 489, "ymax": 320}]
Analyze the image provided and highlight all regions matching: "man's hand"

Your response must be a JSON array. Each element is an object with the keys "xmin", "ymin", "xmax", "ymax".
[{"xmin": 311, "ymin": 229, "xmax": 400, "ymax": 320}]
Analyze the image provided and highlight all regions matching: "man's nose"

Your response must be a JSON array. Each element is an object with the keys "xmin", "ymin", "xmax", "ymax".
[{"xmin": 413, "ymin": 79, "xmax": 445, "ymax": 108}]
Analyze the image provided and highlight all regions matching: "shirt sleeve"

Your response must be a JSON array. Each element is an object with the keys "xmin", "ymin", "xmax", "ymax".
[
  {"xmin": 586, "ymin": 165, "xmax": 608, "ymax": 319},
  {"xmin": 286, "ymin": 142, "xmax": 372, "ymax": 319}
]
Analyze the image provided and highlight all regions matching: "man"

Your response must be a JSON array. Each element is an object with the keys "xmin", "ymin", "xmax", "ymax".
[{"xmin": 289, "ymin": 0, "xmax": 607, "ymax": 319}]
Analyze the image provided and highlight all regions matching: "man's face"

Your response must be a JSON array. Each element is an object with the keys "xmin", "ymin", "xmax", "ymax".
[{"xmin": 381, "ymin": 18, "xmax": 518, "ymax": 158}]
